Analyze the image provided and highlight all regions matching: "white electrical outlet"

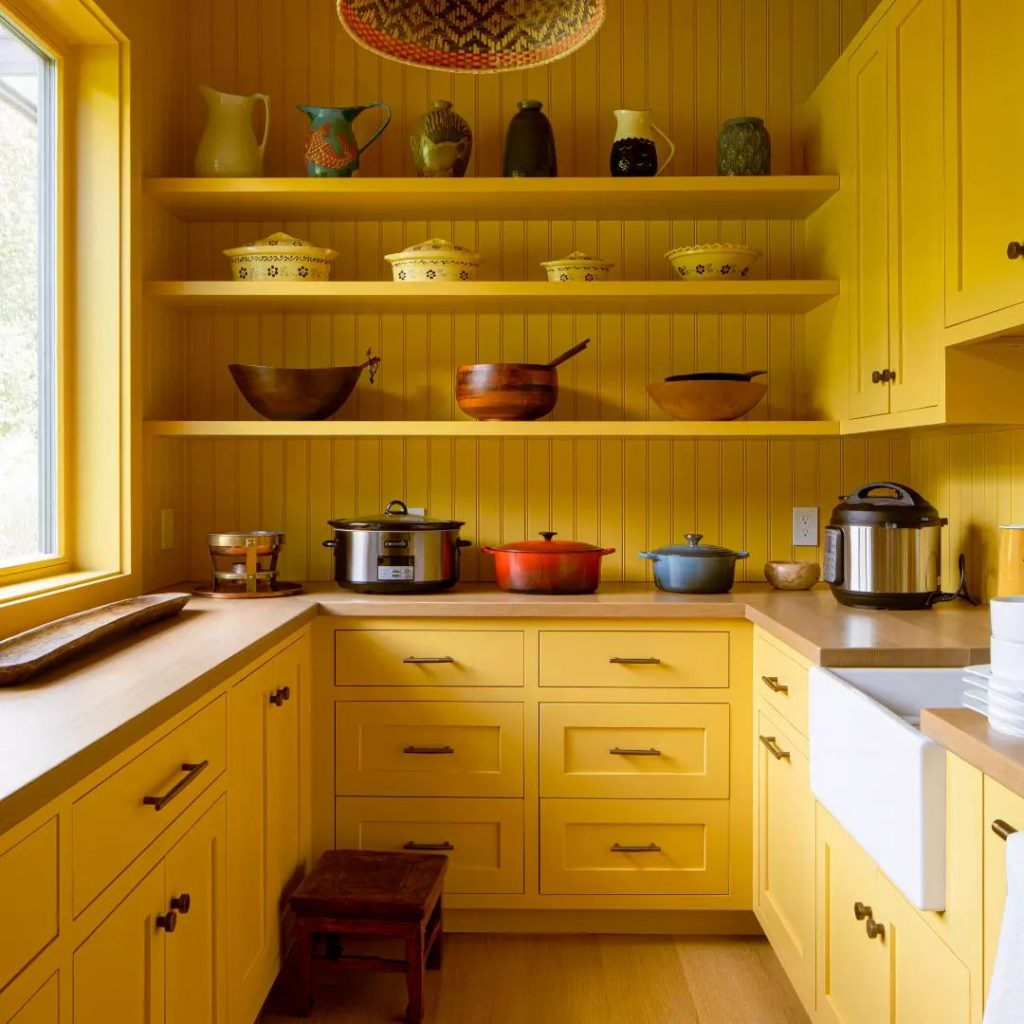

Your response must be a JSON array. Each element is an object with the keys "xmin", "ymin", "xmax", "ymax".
[
  {"xmin": 160, "ymin": 509, "xmax": 175, "ymax": 551},
  {"xmin": 792, "ymin": 506, "xmax": 818, "ymax": 546}
]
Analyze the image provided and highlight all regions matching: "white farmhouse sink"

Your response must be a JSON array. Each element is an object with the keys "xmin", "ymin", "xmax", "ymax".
[{"xmin": 809, "ymin": 667, "xmax": 968, "ymax": 910}]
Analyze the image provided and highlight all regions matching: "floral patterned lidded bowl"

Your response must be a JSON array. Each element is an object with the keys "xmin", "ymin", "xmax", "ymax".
[
  {"xmin": 223, "ymin": 231, "xmax": 337, "ymax": 281},
  {"xmin": 384, "ymin": 238, "xmax": 481, "ymax": 282},
  {"xmin": 664, "ymin": 243, "xmax": 762, "ymax": 280},
  {"xmin": 540, "ymin": 250, "xmax": 614, "ymax": 282}
]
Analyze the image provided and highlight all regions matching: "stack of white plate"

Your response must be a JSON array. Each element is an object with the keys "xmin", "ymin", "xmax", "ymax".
[{"xmin": 963, "ymin": 596, "xmax": 1024, "ymax": 737}]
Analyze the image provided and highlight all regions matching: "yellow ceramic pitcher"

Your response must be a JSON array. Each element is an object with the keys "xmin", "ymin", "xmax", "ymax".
[
  {"xmin": 997, "ymin": 525, "xmax": 1024, "ymax": 596},
  {"xmin": 195, "ymin": 85, "xmax": 269, "ymax": 177}
]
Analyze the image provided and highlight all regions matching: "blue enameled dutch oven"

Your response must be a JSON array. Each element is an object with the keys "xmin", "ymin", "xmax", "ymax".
[{"xmin": 639, "ymin": 533, "xmax": 749, "ymax": 593}]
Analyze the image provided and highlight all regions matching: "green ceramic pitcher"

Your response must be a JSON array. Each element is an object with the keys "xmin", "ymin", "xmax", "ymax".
[{"xmin": 298, "ymin": 103, "xmax": 392, "ymax": 177}]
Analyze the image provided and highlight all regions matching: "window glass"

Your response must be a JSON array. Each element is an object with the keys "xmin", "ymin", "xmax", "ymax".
[{"xmin": 0, "ymin": 18, "xmax": 56, "ymax": 570}]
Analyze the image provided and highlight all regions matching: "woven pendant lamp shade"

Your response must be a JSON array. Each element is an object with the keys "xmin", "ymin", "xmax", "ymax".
[{"xmin": 336, "ymin": 0, "xmax": 605, "ymax": 73}]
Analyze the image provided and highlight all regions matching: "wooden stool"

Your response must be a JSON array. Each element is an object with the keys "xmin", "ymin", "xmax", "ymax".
[{"xmin": 289, "ymin": 849, "xmax": 447, "ymax": 1023}]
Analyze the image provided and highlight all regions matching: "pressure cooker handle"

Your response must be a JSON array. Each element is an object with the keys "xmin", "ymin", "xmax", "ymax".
[
  {"xmin": 322, "ymin": 538, "xmax": 339, "ymax": 548},
  {"xmin": 846, "ymin": 482, "xmax": 928, "ymax": 507}
]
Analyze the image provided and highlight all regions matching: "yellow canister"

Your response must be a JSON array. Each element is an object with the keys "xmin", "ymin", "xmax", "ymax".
[{"xmin": 996, "ymin": 525, "xmax": 1024, "ymax": 596}]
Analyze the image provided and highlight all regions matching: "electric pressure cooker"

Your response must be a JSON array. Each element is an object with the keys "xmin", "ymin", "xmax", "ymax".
[
  {"xmin": 822, "ymin": 482, "xmax": 948, "ymax": 609},
  {"xmin": 324, "ymin": 500, "xmax": 470, "ymax": 593}
]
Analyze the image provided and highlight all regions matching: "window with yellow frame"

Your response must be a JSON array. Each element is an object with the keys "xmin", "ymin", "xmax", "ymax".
[{"xmin": 0, "ymin": 0, "xmax": 130, "ymax": 628}]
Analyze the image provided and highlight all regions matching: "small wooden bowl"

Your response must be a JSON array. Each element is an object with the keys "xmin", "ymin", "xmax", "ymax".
[
  {"xmin": 647, "ymin": 379, "xmax": 767, "ymax": 421},
  {"xmin": 456, "ymin": 363, "xmax": 558, "ymax": 421},
  {"xmin": 765, "ymin": 561, "xmax": 821, "ymax": 590},
  {"xmin": 229, "ymin": 363, "xmax": 369, "ymax": 420}
]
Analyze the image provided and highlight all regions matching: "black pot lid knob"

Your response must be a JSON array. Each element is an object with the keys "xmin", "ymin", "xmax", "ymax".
[
  {"xmin": 685, "ymin": 533, "xmax": 703, "ymax": 547},
  {"xmin": 540, "ymin": 531, "xmax": 557, "ymax": 542}
]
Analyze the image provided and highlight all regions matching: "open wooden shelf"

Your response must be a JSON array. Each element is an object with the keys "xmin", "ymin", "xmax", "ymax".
[
  {"xmin": 145, "ymin": 420, "xmax": 841, "ymax": 439},
  {"xmin": 146, "ymin": 175, "xmax": 840, "ymax": 223},
  {"xmin": 148, "ymin": 280, "xmax": 839, "ymax": 315}
]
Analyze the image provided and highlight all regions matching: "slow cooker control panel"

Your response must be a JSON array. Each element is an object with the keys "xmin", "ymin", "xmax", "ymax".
[{"xmin": 377, "ymin": 555, "xmax": 415, "ymax": 582}]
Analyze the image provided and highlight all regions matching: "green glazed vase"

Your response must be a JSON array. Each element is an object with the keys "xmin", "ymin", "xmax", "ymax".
[
  {"xmin": 299, "ymin": 102, "xmax": 392, "ymax": 178},
  {"xmin": 716, "ymin": 116, "xmax": 771, "ymax": 176},
  {"xmin": 503, "ymin": 100, "xmax": 557, "ymax": 178},
  {"xmin": 411, "ymin": 99, "xmax": 473, "ymax": 178}
]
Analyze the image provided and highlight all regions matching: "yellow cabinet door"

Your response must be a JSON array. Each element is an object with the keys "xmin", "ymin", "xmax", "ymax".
[
  {"xmin": 945, "ymin": 0, "xmax": 1024, "ymax": 326},
  {"xmin": 848, "ymin": 18, "xmax": 891, "ymax": 419},
  {"xmin": 754, "ymin": 706, "xmax": 814, "ymax": 1012},
  {"xmin": 73, "ymin": 864, "xmax": 164, "ymax": 1024},
  {"xmin": 888, "ymin": 0, "xmax": 943, "ymax": 415},
  {"xmin": 753, "ymin": 632, "xmax": 811, "ymax": 739},
  {"xmin": 539, "ymin": 702, "xmax": 730, "ymax": 799},
  {"xmin": 818, "ymin": 810, "xmax": 890, "ymax": 1023},
  {"xmin": 878, "ymin": 874, "xmax": 972, "ymax": 1024},
  {"xmin": 164, "ymin": 800, "xmax": 227, "ymax": 1024},
  {"xmin": 983, "ymin": 777, "xmax": 1024, "ymax": 999},
  {"xmin": 4, "ymin": 975, "xmax": 58, "ymax": 1024},
  {"xmin": 335, "ymin": 702, "xmax": 524, "ymax": 798}
]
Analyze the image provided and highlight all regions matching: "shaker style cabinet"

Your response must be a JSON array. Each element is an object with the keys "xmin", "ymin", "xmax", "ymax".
[
  {"xmin": 4, "ymin": 976, "xmax": 58, "ymax": 1024},
  {"xmin": 73, "ymin": 798, "xmax": 227, "ymax": 1024},
  {"xmin": 227, "ymin": 638, "xmax": 307, "ymax": 1024},
  {"xmin": 982, "ymin": 777, "xmax": 1024, "ymax": 997},
  {"xmin": 847, "ymin": 0, "xmax": 944, "ymax": 420},
  {"xmin": 944, "ymin": 0, "xmax": 1024, "ymax": 328}
]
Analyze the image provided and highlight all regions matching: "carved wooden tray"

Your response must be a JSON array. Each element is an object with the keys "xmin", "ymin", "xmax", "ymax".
[{"xmin": 0, "ymin": 593, "xmax": 190, "ymax": 686}]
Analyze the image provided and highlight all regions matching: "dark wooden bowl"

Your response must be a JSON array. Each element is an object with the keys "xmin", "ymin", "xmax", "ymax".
[
  {"xmin": 456, "ymin": 363, "xmax": 558, "ymax": 421},
  {"xmin": 229, "ymin": 363, "xmax": 367, "ymax": 420}
]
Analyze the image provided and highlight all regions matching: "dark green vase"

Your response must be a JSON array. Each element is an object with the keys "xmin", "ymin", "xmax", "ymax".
[
  {"xmin": 503, "ymin": 100, "xmax": 557, "ymax": 177},
  {"xmin": 716, "ymin": 116, "xmax": 771, "ymax": 176}
]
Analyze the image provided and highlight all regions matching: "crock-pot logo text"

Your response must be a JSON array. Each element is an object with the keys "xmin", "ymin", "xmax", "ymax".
[{"xmin": 383, "ymin": 539, "xmax": 408, "ymax": 548}]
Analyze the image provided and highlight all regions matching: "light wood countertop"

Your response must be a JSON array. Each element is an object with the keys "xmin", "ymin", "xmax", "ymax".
[
  {"xmin": 921, "ymin": 708, "xmax": 1024, "ymax": 800},
  {"xmin": 0, "ymin": 581, "xmax": 992, "ymax": 832}
]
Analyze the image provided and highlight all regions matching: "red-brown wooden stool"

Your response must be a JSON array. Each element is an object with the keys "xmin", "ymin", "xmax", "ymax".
[{"xmin": 289, "ymin": 849, "xmax": 447, "ymax": 1023}]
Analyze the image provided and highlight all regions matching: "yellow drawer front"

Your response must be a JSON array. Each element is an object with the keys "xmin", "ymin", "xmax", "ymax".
[
  {"xmin": 539, "ymin": 703, "xmax": 730, "ymax": 799},
  {"xmin": 72, "ymin": 696, "xmax": 226, "ymax": 916},
  {"xmin": 0, "ymin": 819, "xmax": 58, "ymax": 993},
  {"xmin": 540, "ymin": 799, "xmax": 730, "ymax": 895},
  {"xmin": 335, "ymin": 702, "xmax": 523, "ymax": 797},
  {"xmin": 334, "ymin": 629, "xmax": 524, "ymax": 687},
  {"xmin": 753, "ymin": 633, "xmax": 809, "ymax": 738},
  {"xmin": 539, "ymin": 631, "xmax": 729, "ymax": 688},
  {"xmin": 335, "ymin": 797, "xmax": 524, "ymax": 894},
  {"xmin": 984, "ymin": 776, "xmax": 1024, "ymax": 994}
]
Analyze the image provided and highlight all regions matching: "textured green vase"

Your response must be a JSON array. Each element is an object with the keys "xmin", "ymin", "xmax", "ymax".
[
  {"xmin": 411, "ymin": 99, "xmax": 473, "ymax": 178},
  {"xmin": 716, "ymin": 116, "xmax": 771, "ymax": 176}
]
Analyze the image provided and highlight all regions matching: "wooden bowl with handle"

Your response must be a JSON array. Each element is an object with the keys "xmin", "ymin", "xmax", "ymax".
[
  {"xmin": 647, "ymin": 378, "xmax": 767, "ymax": 421},
  {"xmin": 456, "ymin": 339, "xmax": 589, "ymax": 422}
]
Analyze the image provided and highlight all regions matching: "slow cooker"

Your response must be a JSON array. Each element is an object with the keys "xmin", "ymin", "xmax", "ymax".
[
  {"xmin": 324, "ymin": 500, "xmax": 470, "ymax": 593},
  {"xmin": 822, "ymin": 482, "xmax": 947, "ymax": 609}
]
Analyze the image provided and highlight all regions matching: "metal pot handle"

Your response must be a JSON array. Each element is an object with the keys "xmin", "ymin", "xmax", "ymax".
[
  {"xmin": 638, "ymin": 552, "xmax": 659, "ymax": 561},
  {"xmin": 384, "ymin": 499, "xmax": 410, "ymax": 516},
  {"xmin": 457, "ymin": 539, "xmax": 472, "ymax": 548},
  {"xmin": 322, "ymin": 538, "xmax": 339, "ymax": 548},
  {"xmin": 847, "ymin": 482, "xmax": 926, "ymax": 507},
  {"xmin": 734, "ymin": 551, "xmax": 750, "ymax": 560}
]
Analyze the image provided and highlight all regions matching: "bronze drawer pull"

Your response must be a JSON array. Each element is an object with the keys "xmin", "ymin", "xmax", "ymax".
[
  {"xmin": 170, "ymin": 893, "xmax": 191, "ymax": 914},
  {"xmin": 269, "ymin": 686, "xmax": 291, "ymax": 706},
  {"xmin": 759, "ymin": 735, "xmax": 791, "ymax": 761},
  {"xmin": 865, "ymin": 918, "xmax": 885, "ymax": 941},
  {"xmin": 871, "ymin": 368, "xmax": 897, "ymax": 384},
  {"xmin": 853, "ymin": 901, "xmax": 872, "ymax": 921},
  {"xmin": 610, "ymin": 842, "xmax": 662, "ymax": 853},
  {"xmin": 402, "ymin": 745, "xmax": 455, "ymax": 755},
  {"xmin": 403, "ymin": 841, "xmax": 455, "ymax": 851},
  {"xmin": 993, "ymin": 819, "xmax": 1019, "ymax": 842},
  {"xmin": 761, "ymin": 675, "xmax": 789, "ymax": 695},
  {"xmin": 609, "ymin": 747, "xmax": 662, "ymax": 756},
  {"xmin": 608, "ymin": 657, "xmax": 662, "ymax": 665},
  {"xmin": 1008, "ymin": 241, "xmax": 1024, "ymax": 260},
  {"xmin": 156, "ymin": 910, "xmax": 177, "ymax": 933},
  {"xmin": 403, "ymin": 656, "xmax": 456, "ymax": 665},
  {"xmin": 143, "ymin": 760, "xmax": 209, "ymax": 811}
]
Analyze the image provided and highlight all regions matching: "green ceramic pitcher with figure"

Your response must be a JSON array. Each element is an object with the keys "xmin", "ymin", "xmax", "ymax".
[{"xmin": 298, "ymin": 103, "xmax": 392, "ymax": 177}]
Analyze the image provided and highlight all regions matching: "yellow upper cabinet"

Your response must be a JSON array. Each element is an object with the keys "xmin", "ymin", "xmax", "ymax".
[{"xmin": 944, "ymin": 0, "xmax": 1024, "ymax": 332}]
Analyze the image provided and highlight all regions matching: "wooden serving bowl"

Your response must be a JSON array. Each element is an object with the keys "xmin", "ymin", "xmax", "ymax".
[
  {"xmin": 456, "ymin": 363, "xmax": 558, "ymax": 421},
  {"xmin": 765, "ymin": 560, "xmax": 821, "ymax": 590},
  {"xmin": 229, "ymin": 363, "xmax": 371, "ymax": 420},
  {"xmin": 647, "ymin": 379, "xmax": 767, "ymax": 421}
]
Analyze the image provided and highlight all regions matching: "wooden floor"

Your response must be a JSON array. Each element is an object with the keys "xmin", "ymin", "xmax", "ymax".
[{"xmin": 261, "ymin": 934, "xmax": 810, "ymax": 1024}]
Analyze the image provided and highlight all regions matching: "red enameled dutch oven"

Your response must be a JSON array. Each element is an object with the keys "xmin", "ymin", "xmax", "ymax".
[{"xmin": 483, "ymin": 531, "xmax": 616, "ymax": 594}]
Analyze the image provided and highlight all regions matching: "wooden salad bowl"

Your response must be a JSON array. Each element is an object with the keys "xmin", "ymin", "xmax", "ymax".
[
  {"xmin": 647, "ymin": 379, "xmax": 768, "ymax": 421},
  {"xmin": 456, "ymin": 362, "xmax": 558, "ymax": 421}
]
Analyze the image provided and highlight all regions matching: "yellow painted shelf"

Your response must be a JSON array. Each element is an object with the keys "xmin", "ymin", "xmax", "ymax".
[
  {"xmin": 145, "ymin": 420, "xmax": 841, "ymax": 439},
  {"xmin": 145, "ymin": 175, "xmax": 840, "ymax": 222},
  {"xmin": 148, "ymin": 280, "xmax": 839, "ymax": 314}
]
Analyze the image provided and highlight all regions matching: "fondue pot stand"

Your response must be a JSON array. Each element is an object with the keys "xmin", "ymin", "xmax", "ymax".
[{"xmin": 324, "ymin": 500, "xmax": 470, "ymax": 593}]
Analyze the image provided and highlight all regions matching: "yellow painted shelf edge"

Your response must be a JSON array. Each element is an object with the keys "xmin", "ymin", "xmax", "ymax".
[
  {"xmin": 144, "ymin": 420, "xmax": 842, "ymax": 439},
  {"xmin": 144, "ymin": 175, "xmax": 841, "ymax": 221}
]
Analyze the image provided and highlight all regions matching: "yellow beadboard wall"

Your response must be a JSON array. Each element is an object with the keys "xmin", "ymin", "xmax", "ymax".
[{"xmin": 144, "ymin": 0, "xmax": 896, "ymax": 587}]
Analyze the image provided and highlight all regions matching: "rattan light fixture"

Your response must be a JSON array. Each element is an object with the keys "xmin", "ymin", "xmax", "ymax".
[{"xmin": 336, "ymin": 0, "xmax": 605, "ymax": 73}]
